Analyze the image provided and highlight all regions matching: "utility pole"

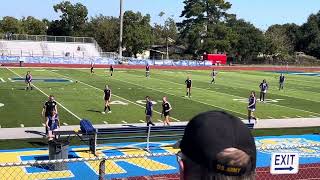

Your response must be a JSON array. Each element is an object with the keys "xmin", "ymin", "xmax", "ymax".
[{"xmin": 119, "ymin": 0, "xmax": 124, "ymax": 60}]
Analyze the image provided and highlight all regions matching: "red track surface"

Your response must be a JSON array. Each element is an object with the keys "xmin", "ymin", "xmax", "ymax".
[{"xmin": 1, "ymin": 62, "xmax": 320, "ymax": 72}]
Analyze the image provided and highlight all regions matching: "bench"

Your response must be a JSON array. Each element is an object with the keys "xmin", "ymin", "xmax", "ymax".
[{"xmin": 54, "ymin": 123, "xmax": 255, "ymax": 155}]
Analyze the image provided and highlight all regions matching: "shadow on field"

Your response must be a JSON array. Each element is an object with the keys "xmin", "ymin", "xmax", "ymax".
[{"xmin": 87, "ymin": 109, "xmax": 101, "ymax": 113}]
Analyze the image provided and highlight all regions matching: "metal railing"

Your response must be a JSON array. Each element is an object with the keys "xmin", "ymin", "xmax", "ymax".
[
  {"xmin": 1, "ymin": 150, "xmax": 320, "ymax": 180},
  {"xmin": 0, "ymin": 48, "xmax": 118, "ymax": 59},
  {"xmin": 0, "ymin": 33, "xmax": 107, "ymax": 56}
]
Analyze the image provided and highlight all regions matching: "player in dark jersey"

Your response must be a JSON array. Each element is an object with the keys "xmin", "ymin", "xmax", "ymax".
[
  {"xmin": 90, "ymin": 61, "xmax": 94, "ymax": 74},
  {"xmin": 42, "ymin": 95, "xmax": 58, "ymax": 133},
  {"xmin": 161, "ymin": 96, "xmax": 172, "ymax": 126},
  {"xmin": 110, "ymin": 64, "xmax": 114, "ymax": 76},
  {"xmin": 145, "ymin": 96, "xmax": 155, "ymax": 126},
  {"xmin": 25, "ymin": 71, "xmax": 33, "ymax": 90},
  {"xmin": 210, "ymin": 69, "xmax": 217, "ymax": 84},
  {"xmin": 247, "ymin": 91, "xmax": 257, "ymax": 123},
  {"xmin": 46, "ymin": 110, "xmax": 60, "ymax": 141},
  {"xmin": 102, "ymin": 85, "xmax": 112, "ymax": 114},
  {"xmin": 185, "ymin": 76, "xmax": 192, "ymax": 98},
  {"xmin": 259, "ymin": 79, "xmax": 268, "ymax": 102},
  {"xmin": 279, "ymin": 73, "xmax": 285, "ymax": 90},
  {"xmin": 146, "ymin": 64, "xmax": 150, "ymax": 78}
]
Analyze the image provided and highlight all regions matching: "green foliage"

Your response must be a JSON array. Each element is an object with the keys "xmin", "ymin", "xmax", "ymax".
[
  {"xmin": 123, "ymin": 11, "xmax": 153, "ymax": 57},
  {"xmin": 0, "ymin": 16, "xmax": 22, "ymax": 33},
  {"xmin": 21, "ymin": 16, "xmax": 47, "ymax": 35},
  {"xmin": 299, "ymin": 11, "xmax": 320, "ymax": 59},
  {"xmin": 153, "ymin": 14, "xmax": 178, "ymax": 46},
  {"xmin": 51, "ymin": 1, "xmax": 88, "ymax": 36},
  {"xmin": 265, "ymin": 25, "xmax": 294, "ymax": 60},
  {"xmin": 179, "ymin": 0, "xmax": 234, "ymax": 56},
  {"xmin": 85, "ymin": 15, "xmax": 119, "ymax": 52},
  {"xmin": 227, "ymin": 18, "xmax": 266, "ymax": 62}
]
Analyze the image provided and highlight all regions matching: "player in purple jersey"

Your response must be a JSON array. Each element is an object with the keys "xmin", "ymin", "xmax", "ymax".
[
  {"xmin": 46, "ymin": 110, "xmax": 60, "ymax": 140},
  {"xmin": 247, "ymin": 91, "xmax": 257, "ymax": 123},
  {"xmin": 25, "ymin": 71, "xmax": 33, "ymax": 90}
]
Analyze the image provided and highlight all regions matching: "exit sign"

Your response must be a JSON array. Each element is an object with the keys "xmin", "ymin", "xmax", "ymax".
[{"xmin": 270, "ymin": 153, "xmax": 299, "ymax": 174}]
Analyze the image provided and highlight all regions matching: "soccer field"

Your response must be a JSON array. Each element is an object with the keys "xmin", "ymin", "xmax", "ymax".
[{"xmin": 0, "ymin": 67, "xmax": 319, "ymax": 128}]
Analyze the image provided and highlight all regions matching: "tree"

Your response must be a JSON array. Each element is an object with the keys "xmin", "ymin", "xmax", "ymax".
[
  {"xmin": 123, "ymin": 11, "xmax": 153, "ymax": 57},
  {"xmin": 85, "ymin": 15, "xmax": 119, "ymax": 52},
  {"xmin": 265, "ymin": 25, "xmax": 294, "ymax": 59},
  {"xmin": 227, "ymin": 18, "xmax": 266, "ymax": 62},
  {"xmin": 21, "ymin": 16, "xmax": 47, "ymax": 35},
  {"xmin": 153, "ymin": 13, "xmax": 178, "ymax": 46},
  {"xmin": 178, "ymin": 0, "xmax": 234, "ymax": 57},
  {"xmin": 0, "ymin": 16, "xmax": 22, "ymax": 34},
  {"xmin": 299, "ymin": 11, "xmax": 320, "ymax": 59},
  {"xmin": 51, "ymin": 1, "xmax": 88, "ymax": 36}
]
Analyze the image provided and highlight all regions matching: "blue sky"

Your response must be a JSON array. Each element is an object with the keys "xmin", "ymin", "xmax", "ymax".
[{"xmin": 0, "ymin": 0, "xmax": 319, "ymax": 30}]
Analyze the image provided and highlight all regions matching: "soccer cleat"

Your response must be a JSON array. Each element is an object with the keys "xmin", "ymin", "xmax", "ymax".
[
  {"xmin": 108, "ymin": 111, "xmax": 112, "ymax": 114},
  {"xmin": 101, "ymin": 112, "xmax": 106, "ymax": 114}
]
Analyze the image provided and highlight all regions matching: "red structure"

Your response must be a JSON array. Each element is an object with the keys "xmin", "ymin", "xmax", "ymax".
[{"xmin": 203, "ymin": 54, "xmax": 227, "ymax": 65}]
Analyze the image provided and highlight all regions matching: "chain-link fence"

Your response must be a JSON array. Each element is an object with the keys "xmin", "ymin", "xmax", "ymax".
[{"xmin": 0, "ymin": 150, "xmax": 319, "ymax": 180}]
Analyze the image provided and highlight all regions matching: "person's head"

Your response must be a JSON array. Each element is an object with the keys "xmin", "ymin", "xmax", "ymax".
[
  {"xmin": 27, "ymin": 71, "xmax": 30, "ymax": 75},
  {"xmin": 250, "ymin": 91, "xmax": 255, "ymax": 97},
  {"xmin": 50, "ymin": 110, "xmax": 57, "ymax": 116},
  {"xmin": 263, "ymin": 79, "xmax": 266, "ymax": 83},
  {"xmin": 178, "ymin": 111, "xmax": 256, "ymax": 180},
  {"xmin": 105, "ymin": 85, "xmax": 109, "ymax": 89},
  {"xmin": 162, "ymin": 96, "xmax": 167, "ymax": 102},
  {"xmin": 213, "ymin": 69, "xmax": 215, "ymax": 71},
  {"xmin": 280, "ymin": 73, "xmax": 283, "ymax": 76},
  {"xmin": 48, "ymin": 95, "xmax": 54, "ymax": 101},
  {"xmin": 146, "ymin": 96, "xmax": 150, "ymax": 101}
]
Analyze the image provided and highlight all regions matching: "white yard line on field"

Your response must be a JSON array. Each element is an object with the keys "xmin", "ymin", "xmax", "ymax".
[
  {"xmin": 0, "ymin": 78, "xmax": 6, "ymax": 82},
  {"xmin": 7, "ymin": 68, "xmax": 81, "ymax": 121},
  {"xmin": 135, "ymin": 72, "xmax": 320, "ymax": 116},
  {"xmin": 48, "ymin": 71, "xmax": 182, "ymax": 122},
  {"xmin": 110, "ymin": 76, "xmax": 248, "ymax": 117}
]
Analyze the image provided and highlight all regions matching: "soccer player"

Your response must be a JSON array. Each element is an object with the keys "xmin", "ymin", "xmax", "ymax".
[
  {"xmin": 185, "ymin": 76, "xmax": 192, "ymax": 98},
  {"xmin": 42, "ymin": 95, "xmax": 58, "ymax": 134},
  {"xmin": 145, "ymin": 96, "xmax": 155, "ymax": 126},
  {"xmin": 259, "ymin": 79, "xmax": 268, "ymax": 102},
  {"xmin": 90, "ymin": 61, "xmax": 94, "ymax": 74},
  {"xmin": 279, "ymin": 73, "xmax": 285, "ymax": 90},
  {"xmin": 25, "ymin": 71, "xmax": 33, "ymax": 90},
  {"xmin": 146, "ymin": 64, "xmax": 150, "ymax": 78},
  {"xmin": 46, "ymin": 110, "xmax": 60, "ymax": 141},
  {"xmin": 161, "ymin": 96, "xmax": 172, "ymax": 126},
  {"xmin": 110, "ymin": 64, "xmax": 114, "ymax": 76},
  {"xmin": 210, "ymin": 69, "xmax": 217, "ymax": 84},
  {"xmin": 102, "ymin": 85, "xmax": 112, "ymax": 114},
  {"xmin": 247, "ymin": 91, "xmax": 257, "ymax": 123}
]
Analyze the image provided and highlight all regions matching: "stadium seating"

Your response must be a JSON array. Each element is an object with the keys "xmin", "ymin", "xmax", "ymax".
[{"xmin": 0, "ymin": 40, "xmax": 100, "ymax": 58}]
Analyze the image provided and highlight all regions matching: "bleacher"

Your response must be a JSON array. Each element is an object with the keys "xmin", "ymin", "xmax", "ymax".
[{"xmin": 0, "ymin": 34, "xmax": 101, "ymax": 58}]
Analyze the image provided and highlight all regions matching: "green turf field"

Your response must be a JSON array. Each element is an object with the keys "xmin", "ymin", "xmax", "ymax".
[{"xmin": 0, "ymin": 67, "xmax": 319, "ymax": 128}]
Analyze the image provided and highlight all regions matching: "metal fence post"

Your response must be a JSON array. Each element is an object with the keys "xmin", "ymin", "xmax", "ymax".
[
  {"xmin": 98, "ymin": 158, "xmax": 106, "ymax": 180},
  {"xmin": 146, "ymin": 125, "xmax": 151, "ymax": 152}
]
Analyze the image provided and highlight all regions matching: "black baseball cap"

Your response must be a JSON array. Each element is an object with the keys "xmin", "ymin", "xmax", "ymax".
[{"xmin": 180, "ymin": 111, "xmax": 256, "ymax": 176}]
